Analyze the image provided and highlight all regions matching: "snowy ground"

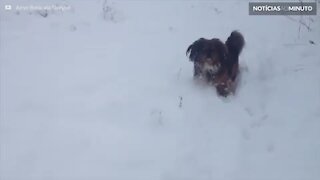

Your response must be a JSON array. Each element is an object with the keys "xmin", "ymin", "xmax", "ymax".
[{"xmin": 1, "ymin": 0, "xmax": 320, "ymax": 179}]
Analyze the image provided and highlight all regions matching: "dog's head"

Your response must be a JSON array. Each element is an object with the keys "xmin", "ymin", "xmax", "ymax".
[{"xmin": 186, "ymin": 38, "xmax": 227, "ymax": 78}]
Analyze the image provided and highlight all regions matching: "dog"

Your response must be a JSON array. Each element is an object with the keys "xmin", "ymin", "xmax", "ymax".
[{"xmin": 186, "ymin": 31, "xmax": 245, "ymax": 96}]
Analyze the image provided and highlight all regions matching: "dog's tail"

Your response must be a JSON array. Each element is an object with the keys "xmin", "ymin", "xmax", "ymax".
[
  {"xmin": 225, "ymin": 31, "xmax": 245, "ymax": 81},
  {"xmin": 225, "ymin": 31, "xmax": 245, "ymax": 57}
]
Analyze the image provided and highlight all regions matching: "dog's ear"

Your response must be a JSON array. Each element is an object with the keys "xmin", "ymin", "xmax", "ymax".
[{"xmin": 186, "ymin": 38, "xmax": 206, "ymax": 62}]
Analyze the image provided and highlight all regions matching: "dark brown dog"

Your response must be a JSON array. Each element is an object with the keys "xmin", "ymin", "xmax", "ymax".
[{"xmin": 186, "ymin": 31, "xmax": 245, "ymax": 96}]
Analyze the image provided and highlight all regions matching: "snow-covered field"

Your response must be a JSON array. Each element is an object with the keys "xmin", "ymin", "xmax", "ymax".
[{"xmin": 1, "ymin": 0, "xmax": 320, "ymax": 179}]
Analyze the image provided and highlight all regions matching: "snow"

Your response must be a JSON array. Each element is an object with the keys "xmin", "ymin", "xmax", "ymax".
[{"xmin": 1, "ymin": 0, "xmax": 320, "ymax": 179}]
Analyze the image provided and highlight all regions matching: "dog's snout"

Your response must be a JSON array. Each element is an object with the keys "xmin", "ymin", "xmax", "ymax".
[
  {"xmin": 207, "ymin": 69, "xmax": 214, "ymax": 74},
  {"xmin": 203, "ymin": 62, "xmax": 220, "ymax": 74}
]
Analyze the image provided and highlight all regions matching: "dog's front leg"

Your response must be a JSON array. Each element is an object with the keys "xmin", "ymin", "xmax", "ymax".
[
  {"xmin": 194, "ymin": 63, "xmax": 202, "ymax": 78},
  {"xmin": 214, "ymin": 71, "xmax": 231, "ymax": 97}
]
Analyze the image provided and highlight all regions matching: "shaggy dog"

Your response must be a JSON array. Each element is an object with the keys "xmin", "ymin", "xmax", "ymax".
[{"xmin": 186, "ymin": 31, "xmax": 245, "ymax": 96}]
